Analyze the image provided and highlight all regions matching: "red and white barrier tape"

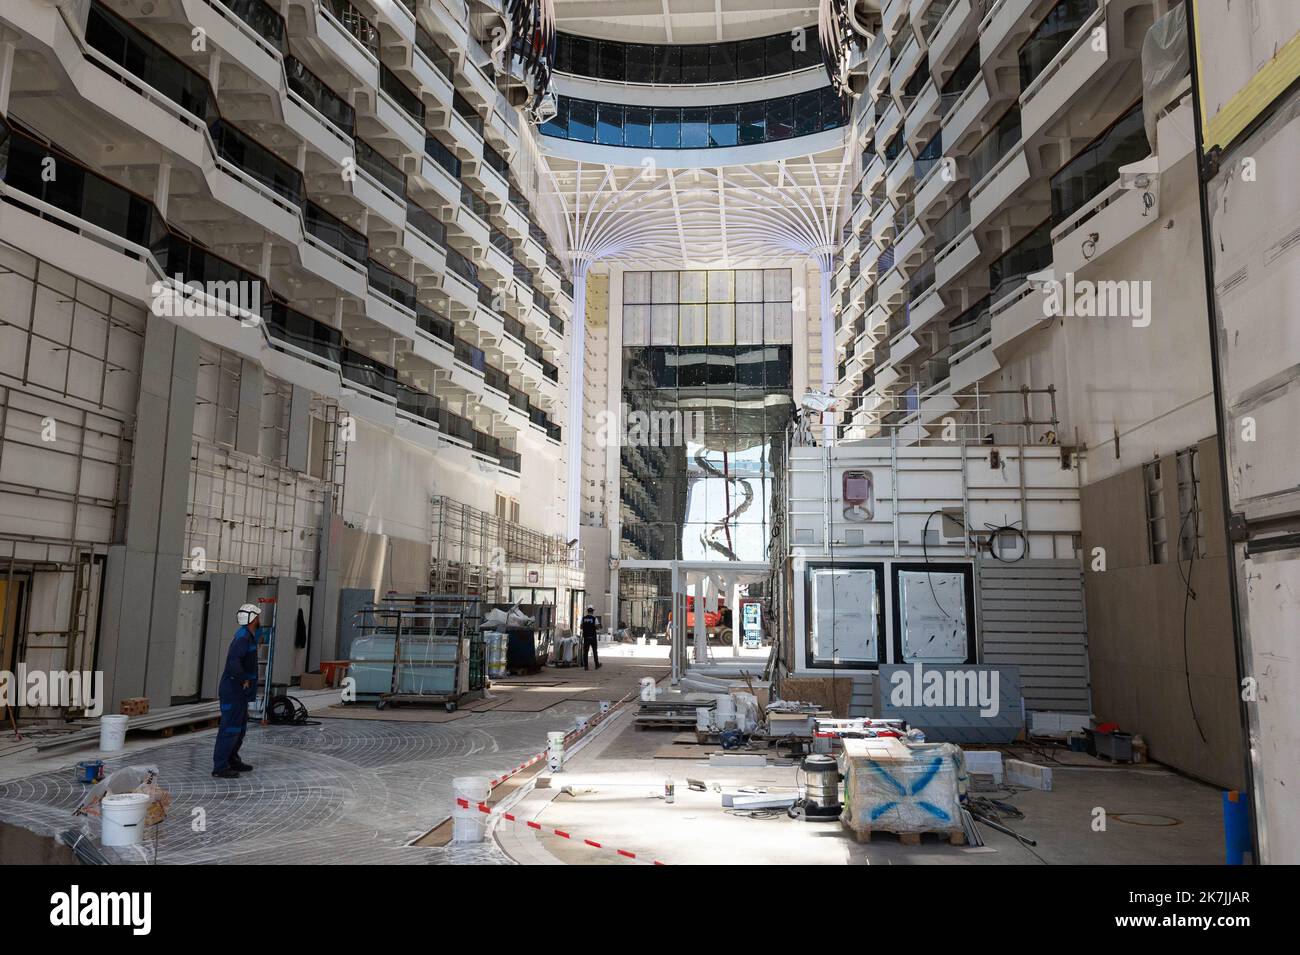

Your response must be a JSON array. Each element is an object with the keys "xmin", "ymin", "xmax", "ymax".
[
  {"xmin": 486, "ymin": 689, "xmax": 637, "ymax": 790},
  {"xmin": 455, "ymin": 797, "xmax": 667, "ymax": 865}
]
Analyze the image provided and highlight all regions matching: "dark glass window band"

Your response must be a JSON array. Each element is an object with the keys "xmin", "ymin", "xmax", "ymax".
[
  {"xmin": 555, "ymin": 29, "xmax": 823, "ymax": 84},
  {"xmin": 541, "ymin": 88, "xmax": 846, "ymax": 149}
]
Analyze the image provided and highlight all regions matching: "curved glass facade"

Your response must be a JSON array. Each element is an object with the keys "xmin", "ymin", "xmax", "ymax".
[
  {"xmin": 541, "ymin": 87, "xmax": 846, "ymax": 148},
  {"xmin": 555, "ymin": 29, "xmax": 822, "ymax": 84}
]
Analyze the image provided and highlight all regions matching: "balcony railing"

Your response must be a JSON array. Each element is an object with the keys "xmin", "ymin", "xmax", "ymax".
[
  {"xmin": 321, "ymin": 0, "xmax": 379, "ymax": 57},
  {"xmin": 415, "ymin": 26, "xmax": 455, "ymax": 80},
  {"xmin": 1050, "ymin": 101, "xmax": 1147, "ymax": 226},
  {"xmin": 425, "ymin": 135, "xmax": 461, "ymax": 178},
  {"xmin": 406, "ymin": 199, "xmax": 446, "ymax": 247},
  {"xmin": 355, "ymin": 138, "xmax": 406, "ymax": 196},
  {"xmin": 940, "ymin": 41, "xmax": 981, "ymax": 117},
  {"xmin": 461, "ymin": 185, "xmax": 492, "ymax": 223},
  {"xmin": 286, "ymin": 56, "xmax": 355, "ymax": 135},
  {"xmin": 395, "ymin": 380, "xmax": 440, "ymax": 423},
  {"xmin": 1019, "ymin": 0, "xmax": 1099, "ymax": 91},
  {"xmin": 263, "ymin": 301, "xmax": 342, "ymax": 365},
  {"xmin": 209, "ymin": 119, "xmax": 303, "ymax": 205},
  {"xmin": 85, "ymin": 3, "xmax": 216, "ymax": 124},
  {"xmin": 445, "ymin": 247, "xmax": 479, "ymax": 285},
  {"xmin": 989, "ymin": 219, "xmax": 1052, "ymax": 301},
  {"xmin": 342, "ymin": 347, "xmax": 399, "ymax": 399},
  {"xmin": 920, "ymin": 0, "xmax": 956, "ymax": 40},
  {"xmin": 914, "ymin": 130, "xmax": 943, "ymax": 182},
  {"xmin": 224, "ymin": 0, "xmax": 287, "ymax": 53},
  {"xmin": 366, "ymin": 258, "xmax": 417, "ymax": 310},
  {"xmin": 453, "ymin": 93, "xmax": 485, "ymax": 135},
  {"xmin": 949, "ymin": 297, "xmax": 992, "ymax": 354},
  {"xmin": 379, "ymin": 64, "xmax": 425, "ymax": 125},
  {"xmin": 305, "ymin": 201, "xmax": 367, "ymax": 263},
  {"xmin": 415, "ymin": 304, "xmax": 455, "ymax": 346},
  {"xmin": 932, "ymin": 193, "xmax": 971, "ymax": 249},
  {"xmin": 455, "ymin": 337, "xmax": 487, "ymax": 373},
  {"xmin": 968, "ymin": 104, "xmax": 1020, "ymax": 187},
  {"xmin": 907, "ymin": 260, "xmax": 936, "ymax": 305}
]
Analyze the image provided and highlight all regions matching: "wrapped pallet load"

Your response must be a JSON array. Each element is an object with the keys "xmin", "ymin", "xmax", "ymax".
[{"xmin": 841, "ymin": 738, "xmax": 969, "ymax": 844}]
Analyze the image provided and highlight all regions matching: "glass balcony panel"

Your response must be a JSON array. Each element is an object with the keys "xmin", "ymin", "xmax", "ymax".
[
  {"xmin": 597, "ymin": 102, "xmax": 624, "ymax": 145},
  {"xmin": 1050, "ymin": 103, "xmax": 1147, "ymax": 225},
  {"xmin": 305, "ymin": 201, "xmax": 367, "ymax": 262},
  {"xmin": 1020, "ymin": 0, "xmax": 1098, "ymax": 90},
  {"xmin": 989, "ymin": 220, "xmax": 1053, "ymax": 300},
  {"xmin": 652, "ymin": 108, "xmax": 681, "ymax": 148},
  {"xmin": 286, "ymin": 56, "xmax": 355, "ymax": 134},
  {"xmin": 625, "ymin": 107, "xmax": 653, "ymax": 147},
  {"xmin": 968, "ymin": 105, "xmax": 1021, "ymax": 186},
  {"xmin": 681, "ymin": 108, "xmax": 709, "ymax": 148}
]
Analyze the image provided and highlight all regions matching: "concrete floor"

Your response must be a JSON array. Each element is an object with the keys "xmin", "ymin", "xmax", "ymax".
[
  {"xmin": 0, "ymin": 647, "xmax": 1227, "ymax": 865},
  {"xmin": 494, "ymin": 701, "xmax": 1227, "ymax": 866}
]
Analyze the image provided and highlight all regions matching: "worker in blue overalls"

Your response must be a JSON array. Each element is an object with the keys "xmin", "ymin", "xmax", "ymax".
[{"xmin": 212, "ymin": 603, "xmax": 261, "ymax": 779}]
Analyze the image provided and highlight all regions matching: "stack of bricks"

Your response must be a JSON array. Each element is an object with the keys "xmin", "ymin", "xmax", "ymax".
[{"xmin": 119, "ymin": 697, "xmax": 150, "ymax": 717}]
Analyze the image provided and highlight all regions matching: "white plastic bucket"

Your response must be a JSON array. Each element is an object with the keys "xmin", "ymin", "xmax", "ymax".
[
  {"xmin": 100, "ymin": 792, "xmax": 151, "ymax": 847},
  {"xmin": 639, "ymin": 677, "xmax": 657, "ymax": 702},
  {"xmin": 574, "ymin": 714, "xmax": 590, "ymax": 733},
  {"xmin": 451, "ymin": 776, "xmax": 492, "ymax": 844},
  {"xmin": 598, "ymin": 700, "xmax": 611, "ymax": 715},
  {"xmin": 99, "ymin": 715, "xmax": 129, "ymax": 752},
  {"xmin": 546, "ymin": 731, "xmax": 566, "ymax": 772}
]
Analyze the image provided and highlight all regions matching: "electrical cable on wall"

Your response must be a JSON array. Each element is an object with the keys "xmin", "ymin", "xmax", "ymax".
[{"xmin": 1176, "ymin": 469, "xmax": 1208, "ymax": 746}]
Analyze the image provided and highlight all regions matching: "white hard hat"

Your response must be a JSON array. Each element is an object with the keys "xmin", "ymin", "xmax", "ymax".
[{"xmin": 236, "ymin": 604, "xmax": 261, "ymax": 626}]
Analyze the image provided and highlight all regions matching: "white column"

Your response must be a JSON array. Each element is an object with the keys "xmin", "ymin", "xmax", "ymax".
[
  {"xmin": 564, "ymin": 259, "xmax": 590, "ymax": 543},
  {"xmin": 693, "ymin": 574, "xmax": 707, "ymax": 664},
  {"xmin": 817, "ymin": 251, "xmax": 836, "ymax": 443}
]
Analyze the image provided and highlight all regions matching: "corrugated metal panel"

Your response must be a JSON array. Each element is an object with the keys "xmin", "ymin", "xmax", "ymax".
[{"xmin": 976, "ymin": 558, "xmax": 1091, "ymax": 714}]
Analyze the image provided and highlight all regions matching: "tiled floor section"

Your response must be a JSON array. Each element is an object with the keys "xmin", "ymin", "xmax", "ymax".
[{"xmin": 0, "ymin": 703, "xmax": 598, "ymax": 864}]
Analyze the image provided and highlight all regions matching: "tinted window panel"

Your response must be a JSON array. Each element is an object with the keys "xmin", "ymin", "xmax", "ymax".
[
  {"xmin": 765, "ymin": 34, "xmax": 793, "ymax": 74},
  {"xmin": 681, "ymin": 46, "xmax": 709, "ymax": 83},
  {"xmin": 681, "ymin": 107, "xmax": 709, "ymax": 148},
  {"xmin": 569, "ymin": 99, "xmax": 596, "ymax": 142},
  {"xmin": 709, "ymin": 44, "xmax": 736, "ymax": 83},
  {"xmin": 599, "ymin": 41, "xmax": 625, "ymax": 81},
  {"xmin": 794, "ymin": 90, "xmax": 822, "ymax": 136},
  {"xmin": 624, "ymin": 107, "xmax": 653, "ymax": 148},
  {"xmin": 709, "ymin": 106, "xmax": 738, "ymax": 147},
  {"xmin": 626, "ymin": 44, "xmax": 654, "ymax": 83},
  {"xmin": 568, "ymin": 36, "xmax": 593, "ymax": 75},
  {"xmin": 738, "ymin": 103, "xmax": 765, "ymax": 144},
  {"xmin": 767, "ymin": 97, "xmax": 794, "ymax": 140},
  {"xmin": 652, "ymin": 108, "xmax": 680, "ymax": 147},
  {"xmin": 597, "ymin": 102, "xmax": 624, "ymax": 145},
  {"xmin": 654, "ymin": 47, "xmax": 681, "ymax": 84},
  {"xmin": 737, "ymin": 38, "xmax": 766, "ymax": 79}
]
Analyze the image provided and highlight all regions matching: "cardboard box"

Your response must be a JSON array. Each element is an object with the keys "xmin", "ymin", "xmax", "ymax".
[{"xmin": 298, "ymin": 673, "xmax": 327, "ymax": 690}]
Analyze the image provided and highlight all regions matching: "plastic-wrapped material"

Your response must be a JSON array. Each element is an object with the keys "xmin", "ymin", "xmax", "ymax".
[
  {"xmin": 841, "ymin": 741, "xmax": 967, "ymax": 835},
  {"xmin": 1141, "ymin": 2, "xmax": 1189, "ymax": 152},
  {"xmin": 74, "ymin": 766, "xmax": 172, "ymax": 827}
]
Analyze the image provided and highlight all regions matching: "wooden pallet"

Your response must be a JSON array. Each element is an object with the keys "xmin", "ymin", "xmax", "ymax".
[
  {"xmin": 843, "ymin": 821, "xmax": 966, "ymax": 846},
  {"xmin": 633, "ymin": 717, "xmax": 698, "ymax": 732},
  {"xmin": 136, "ymin": 716, "xmax": 221, "ymax": 737}
]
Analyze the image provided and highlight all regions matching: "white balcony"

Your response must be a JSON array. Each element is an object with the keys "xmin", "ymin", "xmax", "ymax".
[
  {"xmin": 890, "ymin": 330, "xmax": 922, "ymax": 365},
  {"xmin": 885, "ymin": 150, "xmax": 915, "ymax": 201},
  {"xmin": 871, "ymin": 203, "xmax": 897, "ymax": 246},
  {"xmin": 419, "ymin": 154, "xmax": 462, "ymax": 208},
  {"xmin": 934, "ymin": 228, "xmax": 980, "ymax": 290},
  {"xmin": 521, "ymin": 235, "xmax": 547, "ymax": 271},
  {"xmin": 851, "ymin": 272, "xmax": 869, "ymax": 305},
  {"xmin": 894, "ymin": 218, "xmax": 927, "ymax": 268},
  {"xmin": 875, "ymin": 361, "xmax": 903, "ymax": 392},
  {"xmin": 878, "ymin": 264, "xmax": 908, "ymax": 304},
  {"xmin": 404, "ymin": 227, "xmax": 449, "ymax": 275},
  {"xmin": 441, "ymin": 268, "xmax": 480, "ymax": 312},
  {"xmin": 863, "ymin": 152, "xmax": 888, "ymax": 194},
  {"xmin": 979, "ymin": 0, "xmax": 1050, "ymax": 69},
  {"xmin": 470, "ymin": 157, "xmax": 510, "ymax": 206},
  {"xmin": 866, "ymin": 299, "xmax": 891, "ymax": 336},
  {"xmin": 941, "ymin": 72, "xmax": 994, "ymax": 153},
  {"xmin": 891, "ymin": 35, "xmax": 925, "ymax": 95},
  {"xmin": 481, "ymin": 243, "xmax": 514, "ymax": 285},
  {"xmin": 352, "ymin": 170, "xmax": 406, "ymax": 229},
  {"xmin": 969, "ymin": 143, "xmax": 1029, "ymax": 232},
  {"xmin": 1050, "ymin": 176, "xmax": 1159, "ymax": 278},
  {"xmin": 883, "ymin": 0, "xmax": 912, "ymax": 36},
  {"xmin": 991, "ymin": 280, "xmax": 1051, "ymax": 360},
  {"xmin": 928, "ymin": 0, "xmax": 976, "ymax": 72},
  {"xmin": 411, "ymin": 46, "xmax": 456, "ymax": 113},
  {"xmin": 501, "ymin": 202, "xmax": 529, "ymax": 242},
  {"xmin": 906, "ymin": 285, "xmax": 947, "ymax": 332},
  {"xmin": 868, "ymin": 46, "xmax": 893, "ymax": 96},
  {"xmin": 914, "ymin": 155, "xmax": 961, "ymax": 220},
  {"xmin": 1020, "ymin": 3, "xmax": 1106, "ymax": 142},
  {"xmin": 450, "ymin": 204, "xmax": 490, "ymax": 250},
  {"xmin": 878, "ymin": 98, "xmax": 904, "ymax": 143},
  {"xmin": 374, "ymin": 90, "xmax": 426, "ymax": 156},
  {"xmin": 947, "ymin": 330, "xmax": 998, "ymax": 391},
  {"xmin": 904, "ymin": 80, "xmax": 941, "ymax": 150}
]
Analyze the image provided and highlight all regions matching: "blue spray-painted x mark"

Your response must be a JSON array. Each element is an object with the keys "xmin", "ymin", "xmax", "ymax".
[{"xmin": 865, "ymin": 755, "xmax": 952, "ymax": 823}]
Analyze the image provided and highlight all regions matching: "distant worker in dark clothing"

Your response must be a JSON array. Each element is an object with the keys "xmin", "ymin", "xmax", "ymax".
[
  {"xmin": 580, "ymin": 606, "xmax": 601, "ymax": 670},
  {"xmin": 212, "ymin": 603, "xmax": 261, "ymax": 778}
]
